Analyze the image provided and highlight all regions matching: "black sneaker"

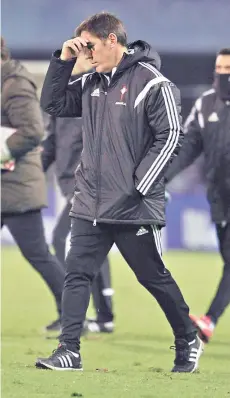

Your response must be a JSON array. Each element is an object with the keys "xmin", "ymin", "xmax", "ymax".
[
  {"xmin": 45, "ymin": 318, "xmax": 61, "ymax": 332},
  {"xmin": 35, "ymin": 343, "xmax": 83, "ymax": 371},
  {"xmin": 83, "ymin": 319, "xmax": 114, "ymax": 334},
  {"xmin": 171, "ymin": 335, "xmax": 204, "ymax": 373}
]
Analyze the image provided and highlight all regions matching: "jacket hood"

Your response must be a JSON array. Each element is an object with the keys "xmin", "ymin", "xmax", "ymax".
[
  {"xmin": 117, "ymin": 40, "xmax": 161, "ymax": 75},
  {"xmin": 1, "ymin": 59, "xmax": 37, "ymax": 90}
]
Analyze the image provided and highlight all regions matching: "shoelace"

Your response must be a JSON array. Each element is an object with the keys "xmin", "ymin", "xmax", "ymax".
[
  {"xmin": 170, "ymin": 345, "xmax": 189, "ymax": 364},
  {"xmin": 49, "ymin": 345, "xmax": 65, "ymax": 359}
]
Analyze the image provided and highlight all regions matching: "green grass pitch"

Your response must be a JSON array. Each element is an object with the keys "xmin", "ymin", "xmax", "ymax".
[{"xmin": 1, "ymin": 247, "xmax": 230, "ymax": 398}]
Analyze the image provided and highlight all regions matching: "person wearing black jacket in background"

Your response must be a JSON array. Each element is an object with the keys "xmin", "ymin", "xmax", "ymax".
[
  {"xmin": 166, "ymin": 48, "xmax": 230, "ymax": 343},
  {"xmin": 42, "ymin": 55, "xmax": 114, "ymax": 334},
  {"xmin": 1, "ymin": 37, "xmax": 65, "ymax": 330},
  {"xmin": 35, "ymin": 12, "xmax": 202, "ymax": 373}
]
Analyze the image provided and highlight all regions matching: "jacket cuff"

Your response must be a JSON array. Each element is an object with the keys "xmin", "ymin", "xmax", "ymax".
[
  {"xmin": 53, "ymin": 50, "xmax": 77, "ymax": 64},
  {"xmin": 135, "ymin": 180, "xmax": 146, "ymax": 196},
  {"xmin": 1, "ymin": 140, "xmax": 12, "ymax": 162}
]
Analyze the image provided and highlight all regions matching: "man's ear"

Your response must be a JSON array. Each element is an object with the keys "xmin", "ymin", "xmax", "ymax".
[{"xmin": 108, "ymin": 33, "xmax": 117, "ymax": 48}]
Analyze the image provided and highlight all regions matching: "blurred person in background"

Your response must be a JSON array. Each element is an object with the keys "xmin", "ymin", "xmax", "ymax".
[
  {"xmin": 36, "ymin": 12, "xmax": 203, "ymax": 373},
  {"xmin": 1, "ymin": 37, "xmax": 65, "ymax": 330},
  {"xmin": 166, "ymin": 48, "xmax": 230, "ymax": 343},
  {"xmin": 42, "ymin": 53, "xmax": 114, "ymax": 335}
]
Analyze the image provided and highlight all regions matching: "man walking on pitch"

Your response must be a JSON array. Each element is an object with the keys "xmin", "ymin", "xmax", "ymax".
[
  {"xmin": 35, "ymin": 12, "xmax": 203, "ymax": 372},
  {"xmin": 166, "ymin": 48, "xmax": 230, "ymax": 343},
  {"xmin": 42, "ymin": 55, "xmax": 114, "ymax": 334}
]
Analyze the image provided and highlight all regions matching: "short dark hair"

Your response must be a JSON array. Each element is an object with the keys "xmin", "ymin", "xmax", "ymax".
[
  {"xmin": 217, "ymin": 48, "xmax": 230, "ymax": 56},
  {"xmin": 1, "ymin": 36, "xmax": 10, "ymax": 61},
  {"xmin": 75, "ymin": 12, "xmax": 127, "ymax": 46}
]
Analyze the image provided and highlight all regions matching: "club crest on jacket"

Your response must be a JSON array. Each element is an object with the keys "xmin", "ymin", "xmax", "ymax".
[{"xmin": 116, "ymin": 85, "xmax": 128, "ymax": 106}]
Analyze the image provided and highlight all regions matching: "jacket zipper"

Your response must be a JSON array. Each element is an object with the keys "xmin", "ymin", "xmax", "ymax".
[{"xmin": 93, "ymin": 89, "xmax": 108, "ymax": 226}]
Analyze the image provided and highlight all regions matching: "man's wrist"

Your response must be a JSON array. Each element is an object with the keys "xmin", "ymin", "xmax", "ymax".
[{"xmin": 60, "ymin": 54, "xmax": 71, "ymax": 61}]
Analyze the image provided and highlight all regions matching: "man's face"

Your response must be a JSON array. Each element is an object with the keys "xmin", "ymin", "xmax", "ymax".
[
  {"xmin": 215, "ymin": 55, "xmax": 230, "ymax": 74},
  {"xmin": 80, "ymin": 31, "xmax": 115, "ymax": 73}
]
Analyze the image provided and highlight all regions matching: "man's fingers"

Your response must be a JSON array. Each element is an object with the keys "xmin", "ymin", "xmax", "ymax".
[
  {"xmin": 63, "ymin": 40, "xmax": 82, "ymax": 56},
  {"xmin": 61, "ymin": 37, "xmax": 89, "ymax": 59},
  {"xmin": 72, "ymin": 37, "xmax": 88, "ymax": 47},
  {"xmin": 66, "ymin": 42, "xmax": 80, "ymax": 56}
]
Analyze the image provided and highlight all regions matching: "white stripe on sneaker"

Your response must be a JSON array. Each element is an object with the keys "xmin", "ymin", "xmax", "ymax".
[
  {"xmin": 62, "ymin": 356, "xmax": 68, "ymax": 367},
  {"xmin": 66, "ymin": 354, "xmax": 73, "ymax": 367},
  {"xmin": 188, "ymin": 337, "xmax": 204, "ymax": 371},
  {"xmin": 58, "ymin": 356, "xmax": 64, "ymax": 367},
  {"xmin": 188, "ymin": 339, "xmax": 196, "ymax": 345},
  {"xmin": 67, "ymin": 350, "xmax": 79, "ymax": 358}
]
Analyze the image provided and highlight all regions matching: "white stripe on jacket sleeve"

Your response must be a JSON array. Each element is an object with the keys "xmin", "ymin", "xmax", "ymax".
[
  {"xmin": 68, "ymin": 72, "xmax": 93, "ymax": 88},
  {"xmin": 136, "ymin": 85, "xmax": 180, "ymax": 195},
  {"xmin": 134, "ymin": 76, "xmax": 169, "ymax": 108}
]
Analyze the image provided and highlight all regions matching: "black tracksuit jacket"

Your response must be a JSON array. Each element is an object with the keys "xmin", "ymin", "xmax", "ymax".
[
  {"xmin": 166, "ymin": 88, "xmax": 230, "ymax": 224},
  {"xmin": 40, "ymin": 41, "xmax": 184, "ymax": 226}
]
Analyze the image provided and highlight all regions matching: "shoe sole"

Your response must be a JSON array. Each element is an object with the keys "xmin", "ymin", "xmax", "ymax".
[
  {"xmin": 85, "ymin": 330, "xmax": 114, "ymax": 334},
  {"xmin": 36, "ymin": 361, "xmax": 83, "ymax": 371}
]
